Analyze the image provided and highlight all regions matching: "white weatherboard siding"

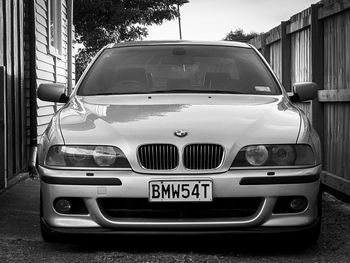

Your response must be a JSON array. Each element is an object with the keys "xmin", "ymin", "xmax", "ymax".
[{"xmin": 35, "ymin": 0, "xmax": 74, "ymax": 137}]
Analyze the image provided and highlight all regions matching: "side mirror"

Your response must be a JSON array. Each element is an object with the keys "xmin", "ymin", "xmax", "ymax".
[
  {"xmin": 37, "ymin": 83, "xmax": 69, "ymax": 103},
  {"xmin": 289, "ymin": 82, "xmax": 318, "ymax": 102}
]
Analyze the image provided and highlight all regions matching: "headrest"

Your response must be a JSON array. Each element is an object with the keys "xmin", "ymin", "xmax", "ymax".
[
  {"xmin": 204, "ymin": 72, "xmax": 232, "ymax": 89},
  {"xmin": 114, "ymin": 68, "xmax": 148, "ymax": 83}
]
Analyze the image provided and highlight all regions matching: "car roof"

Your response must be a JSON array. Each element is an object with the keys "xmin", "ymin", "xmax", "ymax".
[{"xmin": 109, "ymin": 40, "xmax": 251, "ymax": 49}]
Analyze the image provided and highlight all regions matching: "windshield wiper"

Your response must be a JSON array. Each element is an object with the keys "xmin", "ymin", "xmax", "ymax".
[
  {"xmin": 148, "ymin": 89, "xmax": 243, "ymax": 94},
  {"xmin": 86, "ymin": 90, "xmax": 244, "ymax": 96},
  {"xmin": 86, "ymin": 92, "xmax": 123, "ymax": 96},
  {"xmin": 86, "ymin": 92, "xmax": 145, "ymax": 96}
]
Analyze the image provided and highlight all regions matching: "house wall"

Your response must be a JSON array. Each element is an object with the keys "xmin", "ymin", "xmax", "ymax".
[
  {"xmin": 34, "ymin": 0, "xmax": 75, "ymax": 137},
  {"xmin": 0, "ymin": 0, "xmax": 74, "ymax": 189}
]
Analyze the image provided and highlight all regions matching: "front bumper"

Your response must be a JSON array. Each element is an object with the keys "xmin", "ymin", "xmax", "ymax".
[
  {"xmin": 40, "ymin": 217, "xmax": 321, "ymax": 236},
  {"xmin": 39, "ymin": 165, "xmax": 321, "ymax": 233}
]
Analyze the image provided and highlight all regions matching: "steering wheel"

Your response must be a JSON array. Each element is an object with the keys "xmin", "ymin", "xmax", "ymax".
[{"xmin": 113, "ymin": 80, "xmax": 146, "ymax": 92}]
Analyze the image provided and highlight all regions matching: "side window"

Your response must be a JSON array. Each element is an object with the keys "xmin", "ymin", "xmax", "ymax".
[{"xmin": 48, "ymin": 0, "xmax": 62, "ymax": 56}]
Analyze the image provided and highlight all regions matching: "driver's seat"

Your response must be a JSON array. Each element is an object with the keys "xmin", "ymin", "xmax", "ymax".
[{"xmin": 113, "ymin": 68, "xmax": 152, "ymax": 92}]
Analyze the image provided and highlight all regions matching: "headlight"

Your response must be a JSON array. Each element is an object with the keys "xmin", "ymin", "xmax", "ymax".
[
  {"xmin": 271, "ymin": 145, "xmax": 296, "ymax": 165},
  {"xmin": 245, "ymin": 145, "xmax": 269, "ymax": 166},
  {"xmin": 231, "ymin": 144, "xmax": 315, "ymax": 167},
  {"xmin": 93, "ymin": 146, "xmax": 117, "ymax": 166},
  {"xmin": 45, "ymin": 145, "xmax": 130, "ymax": 168}
]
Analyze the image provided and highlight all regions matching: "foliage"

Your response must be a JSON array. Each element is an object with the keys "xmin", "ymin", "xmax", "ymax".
[
  {"xmin": 74, "ymin": 0, "xmax": 188, "ymax": 81},
  {"xmin": 75, "ymin": 49, "xmax": 92, "ymax": 82},
  {"xmin": 223, "ymin": 28, "xmax": 258, "ymax": 43}
]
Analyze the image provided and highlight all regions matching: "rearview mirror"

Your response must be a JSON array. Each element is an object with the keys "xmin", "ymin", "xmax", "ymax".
[
  {"xmin": 289, "ymin": 82, "xmax": 318, "ymax": 102},
  {"xmin": 37, "ymin": 83, "xmax": 69, "ymax": 103},
  {"xmin": 160, "ymin": 55, "xmax": 194, "ymax": 65}
]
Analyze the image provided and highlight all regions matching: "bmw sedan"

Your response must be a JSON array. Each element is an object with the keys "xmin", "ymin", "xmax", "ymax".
[{"xmin": 37, "ymin": 41, "xmax": 322, "ymax": 243}]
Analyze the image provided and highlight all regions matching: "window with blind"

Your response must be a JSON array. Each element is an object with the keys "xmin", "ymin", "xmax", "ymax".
[{"xmin": 48, "ymin": 0, "xmax": 62, "ymax": 56}]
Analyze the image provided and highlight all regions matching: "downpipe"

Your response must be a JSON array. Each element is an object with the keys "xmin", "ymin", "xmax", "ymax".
[
  {"xmin": 28, "ymin": 0, "xmax": 38, "ymax": 178},
  {"xmin": 29, "ymin": 146, "xmax": 38, "ymax": 176}
]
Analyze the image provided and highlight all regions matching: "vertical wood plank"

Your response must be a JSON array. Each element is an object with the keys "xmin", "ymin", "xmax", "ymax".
[
  {"xmin": 345, "ymin": 12, "xmax": 350, "ymax": 181},
  {"xmin": 269, "ymin": 41, "xmax": 282, "ymax": 80},
  {"xmin": 0, "ymin": 0, "xmax": 4, "ymax": 66},
  {"xmin": 5, "ymin": 0, "xmax": 14, "ymax": 179},
  {"xmin": 29, "ymin": 0, "xmax": 38, "ymax": 149},
  {"xmin": 290, "ymin": 23, "xmax": 312, "ymax": 120},
  {"xmin": 261, "ymin": 33, "xmax": 270, "ymax": 63},
  {"xmin": 281, "ymin": 21, "xmax": 291, "ymax": 91},
  {"xmin": 0, "ymin": 66, "xmax": 6, "ymax": 189},
  {"xmin": 311, "ymin": 4, "xmax": 324, "ymax": 163},
  {"xmin": 12, "ymin": 0, "xmax": 21, "ymax": 174},
  {"xmin": 346, "ymin": 12, "xmax": 350, "ymax": 89},
  {"xmin": 18, "ymin": 0, "xmax": 26, "ymax": 168}
]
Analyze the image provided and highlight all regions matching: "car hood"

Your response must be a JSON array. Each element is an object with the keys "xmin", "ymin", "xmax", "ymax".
[{"xmin": 59, "ymin": 94, "xmax": 301, "ymax": 172}]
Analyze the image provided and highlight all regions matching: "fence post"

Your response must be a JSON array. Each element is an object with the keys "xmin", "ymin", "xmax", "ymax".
[
  {"xmin": 281, "ymin": 21, "xmax": 291, "ymax": 92},
  {"xmin": 310, "ymin": 4, "xmax": 324, "ymax": 156},
  {"xmin": 0, "ymin": 66, "xmax": 7, "ymax": 189}
]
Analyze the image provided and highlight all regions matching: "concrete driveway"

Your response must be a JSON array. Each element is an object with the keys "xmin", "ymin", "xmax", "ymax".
[{"xmin": 0, "ymin": 177, "xmax": 349, "ymax": 262}]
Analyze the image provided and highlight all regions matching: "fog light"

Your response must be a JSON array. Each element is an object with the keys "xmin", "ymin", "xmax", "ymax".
[
  {"xmin": 290, "ymin": 198, "xmax": 307, "ymax": 212},
  {"xmin": 54, "ymin": 198, "xmax": 72, "ymax": 214}
]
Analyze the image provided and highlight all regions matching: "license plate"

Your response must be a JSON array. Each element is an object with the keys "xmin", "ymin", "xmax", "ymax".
[{"xmin": 149, "ymin": 180, "xmax": 212, "ymax": 202}]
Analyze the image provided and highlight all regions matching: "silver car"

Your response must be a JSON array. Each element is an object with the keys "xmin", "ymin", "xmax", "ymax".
[{"xmin": 37, "ymin": 41, "xmax": 322, "ymax": 243}]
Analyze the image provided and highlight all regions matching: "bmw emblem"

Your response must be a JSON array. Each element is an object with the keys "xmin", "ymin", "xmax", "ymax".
[{"xmin": 174, "ymin": 130, "xmax": 188, "ymax": 138}]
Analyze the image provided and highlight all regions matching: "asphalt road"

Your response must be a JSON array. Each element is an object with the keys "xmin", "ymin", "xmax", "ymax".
[{"xmin": 0, "ymin": 177, "xmax": 350, "ymax": 263}]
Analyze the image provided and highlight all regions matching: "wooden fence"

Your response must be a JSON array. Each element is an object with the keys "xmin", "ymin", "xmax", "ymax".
[
  {"xmin": 250, "ymin": 0, "xmax": 350, "ymax": 196},
  {"xmin": 0, "ymin": 0, "xmax": 28, "ymax": 188},
  {"xmin": 0, "ymin": 67, "xmax": 5, "ymax": 189}
]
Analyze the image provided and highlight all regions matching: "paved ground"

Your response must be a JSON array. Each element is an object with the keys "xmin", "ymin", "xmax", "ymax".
[{"xmin": 0, "ymin": 177, "xmax": 350, "ymax": 263}]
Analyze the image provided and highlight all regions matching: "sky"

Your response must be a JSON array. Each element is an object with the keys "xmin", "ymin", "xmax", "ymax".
[{"xmin": 146, "ymin": 0, "xmax": 319, "ymax": 41}]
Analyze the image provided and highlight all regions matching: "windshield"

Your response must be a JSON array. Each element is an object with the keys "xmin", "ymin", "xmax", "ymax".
[{"xmin": 77, "ymin": 45, "xmax": 281, "ymax": 96}]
